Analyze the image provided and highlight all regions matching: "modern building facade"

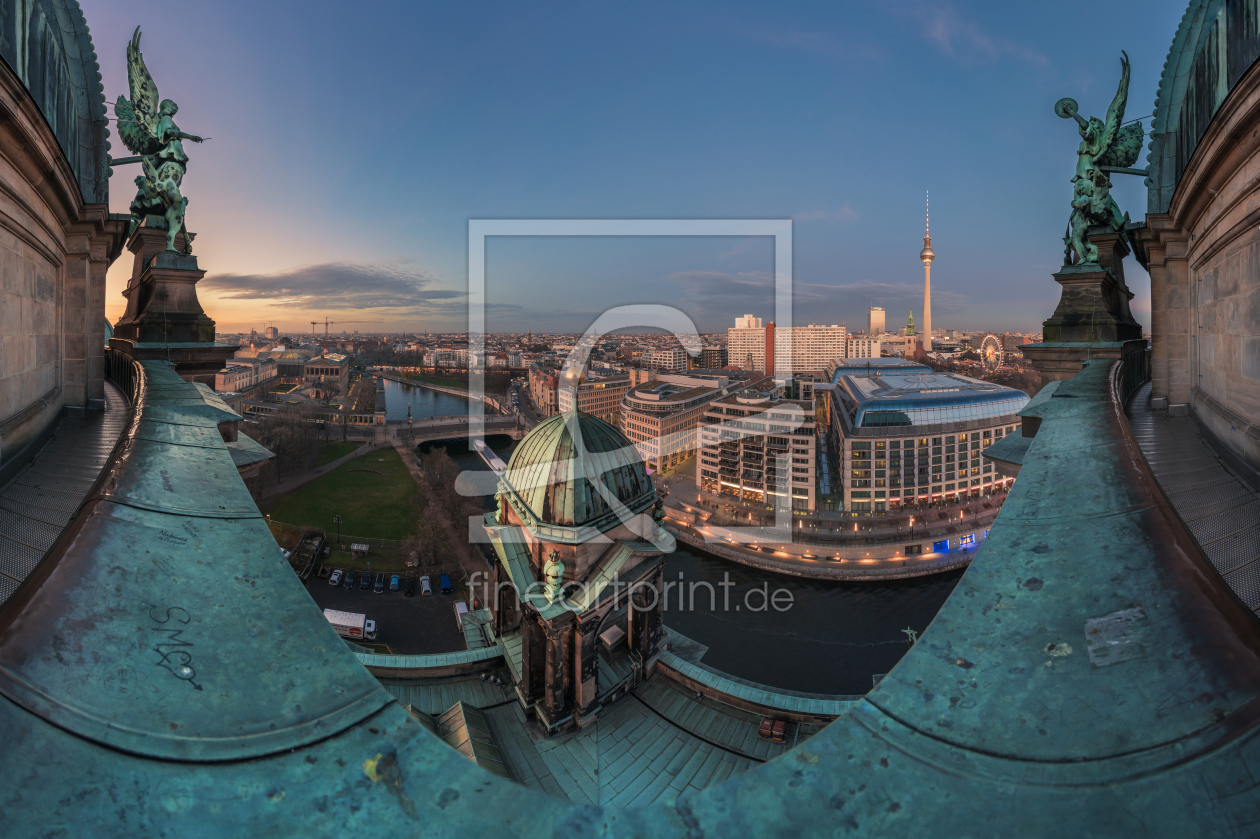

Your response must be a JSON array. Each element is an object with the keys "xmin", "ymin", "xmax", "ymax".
[
  {"xmin": 726, "ymin": 317, "xmax": 853, "ymax": 374},
  {"xmin": 867, "ymin": 306, "xmax": 885, "ymax": 336},
  {"xmin": 694, "ymin": 345, "xmax": 727, "ymax": 369},
  {"xmin": 555, "ymin": 368, "xmax": 631, "ymax": 427},
  {"xmin": 829, "ymin": 370, "xmax": 1028, "ymax": 511},
  {"xmin": 696, "ymin": 380, "xmax": 818, "ymax": 511},
  {"xmin": 643, "ymin": 346, "xmax": 688, "ymax": 372},
  {"xmin": 621, "ymin": 371, "xmax": 756, "ymax": 473}
]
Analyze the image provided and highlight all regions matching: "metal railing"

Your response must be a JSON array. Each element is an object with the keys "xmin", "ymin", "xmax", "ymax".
[
  {"xmin": 1114, "ymin": 346, "xmax": 1152, "ymax": 409},
  {"xmin": 104, "ymin": 346, "xmax": 144, "ymax": 404}
]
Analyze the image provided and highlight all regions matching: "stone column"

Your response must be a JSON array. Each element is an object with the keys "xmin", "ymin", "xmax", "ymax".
[
  {"xmin": 628, "ymin": 563, "xmax": 664, "ymax": 672},
  {"xmin": 1135, "ymin": 217, "xmax": 1191, "ymax": 407},
  {"xmin": 573, "ymin": 615, "xmax": 601, "ymax": 722},
  {"xmin": 517, "ymin": 607, "xmax": 546, "ymax": 707},
  {"xmin": 542, "ymin": 615, "xmax": 573, "ymax": 724}
]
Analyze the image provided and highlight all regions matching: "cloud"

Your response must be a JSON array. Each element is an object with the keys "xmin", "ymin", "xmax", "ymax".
[
  {"xmin": 897, "ymin": 2, "xmax": 1047, "ymax": 67},
  {"xmin": 201, "ymin": 261, "xmax": 467, "ymax": 314}
]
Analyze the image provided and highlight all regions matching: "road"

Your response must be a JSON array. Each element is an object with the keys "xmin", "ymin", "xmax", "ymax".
[{"xmin": 305, "ymin": 574, "xmax": 466, "ymax": 655}]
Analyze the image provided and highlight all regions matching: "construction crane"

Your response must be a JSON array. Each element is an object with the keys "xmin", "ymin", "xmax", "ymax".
[{"xmin": 318, "ymin": 318, "xmax": 382, "ymax": 343}]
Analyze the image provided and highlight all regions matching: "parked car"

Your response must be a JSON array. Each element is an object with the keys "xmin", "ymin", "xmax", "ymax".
[
  {"xmin": 438, "ymin": 574, "xmax": 453, "ymax": 595},
  {"xmin": 364, "ymin": 619, "xmax": 377, "ymax": 641},
  {"xmin": 403, "ymin": 576, "xmax": 416, "ymax": 597},
  {"xmin": 360, "ymin": 572, "xmax": 372, "ymax": 590},
  {"xmin": 329, "ymin": 569, "xmax": 343, "ymax": 586},
  {"xmin": 389, "ymin": 574, "xmax": 400, "ymax": 592},
  {"xmin": 419, "ymin": 576, "xmax": 432, "ymax": 596},
  {"xmin": 343, "ymin": 570, "xmax": 357, "ymax": 590},
  {"xmin": 373, "ymin": 573, "xmax": 386, "ymax": 594}
]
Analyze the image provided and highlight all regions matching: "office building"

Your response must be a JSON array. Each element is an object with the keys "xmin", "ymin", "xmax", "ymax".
[
  {"xmin": 555, "ymin": 368, "xmax": 631, "ymax": 427},
  {"xmin": 829, "ymin": 370, "xmax": 1028, "ymax": 512},
  {"xmin": 867, "ymin": 307, "xmax": 885, "ymax": 336},
  {"xmin": 621, "ymin": 371, "xmax": 754, "ymax": 473}
]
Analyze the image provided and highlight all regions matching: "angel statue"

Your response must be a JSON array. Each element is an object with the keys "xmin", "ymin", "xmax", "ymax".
[
  {"xmin": 1055, "ymin": 51, "xmax": 1145, "ymax": 265},
  {"xmin": 112, "ymin": 27, "xmax": 206, "ymax": 253}
]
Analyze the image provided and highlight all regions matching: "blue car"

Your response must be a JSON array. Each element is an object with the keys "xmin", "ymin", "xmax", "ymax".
[
  {"xmin": 389, "ymin": 574, "xmax": 400, "ymax": 592},
  {"xmin": 439, "ymin": 574, "xmax": 453, "ymax": 595}
]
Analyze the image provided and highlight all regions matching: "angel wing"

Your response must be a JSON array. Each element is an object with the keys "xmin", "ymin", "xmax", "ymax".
[
  {"xmin": 114, "ymin": 94, "xmax": 162, "ymax": 156},
  {"xmin": 1096, "ymin": 52, "xmax": 1131, "ymax": 158},
  {"xmin": 126, "ymin": 26, "xmax": 160, "ymax": 141},
  {"xmin": 1096, "ymin": 122, "xmax": 1145, "ymax": 169}
]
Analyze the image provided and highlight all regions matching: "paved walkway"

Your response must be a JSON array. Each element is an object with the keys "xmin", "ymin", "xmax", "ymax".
[
  {"xmin": 261, "ymin": 439, "xmax": 392, "ymax": 500},
  {"xmin": 0, "ymin": 384, "xmax": 129, "ymax": 605},
  {"xmin": 1128, "ymin": 382, "xmax": 1260, "ymax": 611}
]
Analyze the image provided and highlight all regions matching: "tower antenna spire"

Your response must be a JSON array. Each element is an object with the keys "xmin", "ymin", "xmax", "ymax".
[{"xmin": 926, "ymin": 188, "xmax": 930, "ymax": 238}]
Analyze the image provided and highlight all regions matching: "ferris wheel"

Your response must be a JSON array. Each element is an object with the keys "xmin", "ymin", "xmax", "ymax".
[{"xmin": 980, "ymin": 335, "xmax": 1003, "ymax": 371}]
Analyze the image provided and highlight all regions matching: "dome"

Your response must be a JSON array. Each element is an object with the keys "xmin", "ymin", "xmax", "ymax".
[{"xmin": 502, "ymin": 411, "xmax": 655, "ymax": 528}]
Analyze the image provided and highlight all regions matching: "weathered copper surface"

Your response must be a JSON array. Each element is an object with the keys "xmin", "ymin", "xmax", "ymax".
[
  {"xmin": 0, "ymin": 362, "xmax": 391, "ymax": 762},
  {"xmin": 2, "ymin": 359, "xmax": 1260, "ymax": 834}
]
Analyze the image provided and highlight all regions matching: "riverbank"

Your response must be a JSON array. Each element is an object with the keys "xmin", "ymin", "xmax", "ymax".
[
  {"xmin": 372, "ymin": 370, "xmax": 509, "ymax": 414},
  {"xmin": 666, "ymin": 523, "xmax": 976, "ymax": 581}
]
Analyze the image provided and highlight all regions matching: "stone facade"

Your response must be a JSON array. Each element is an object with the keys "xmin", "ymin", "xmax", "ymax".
[
  {"xmin": 1135, "ymin": 52, "xmax": 1260, "ymax": 479},
  {"xmin": 0, "ymin": 5, "xmax": 127, "ymax": 467}
]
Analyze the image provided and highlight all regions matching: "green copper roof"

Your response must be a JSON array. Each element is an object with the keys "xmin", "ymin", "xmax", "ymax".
[{"xmin": 502, "ymin": 410, "xmax": 653, "ymax": 528}]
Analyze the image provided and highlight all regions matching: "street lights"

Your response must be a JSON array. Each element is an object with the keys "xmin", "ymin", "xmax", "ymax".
[{"xmin": 333, "ymin": 514, "xmax": 343, "ymax": 547}]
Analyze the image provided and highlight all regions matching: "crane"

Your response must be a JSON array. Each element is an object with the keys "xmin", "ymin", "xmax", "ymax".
[{"xmin": 318, "ymin": 318, "xmax": 382, "ymax": 344}]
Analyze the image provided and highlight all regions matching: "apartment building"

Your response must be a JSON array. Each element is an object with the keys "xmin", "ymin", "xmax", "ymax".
[
  {"xmin": 696, "ymin": 379, "xmax": 818, "ymax": 512},
  {"xmin": 726, "ymin": 316, "xmax": 856, "ymax": 374}
]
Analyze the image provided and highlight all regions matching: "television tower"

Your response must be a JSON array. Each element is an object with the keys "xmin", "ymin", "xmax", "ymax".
[{"xmin": 919, "ymin": 189, "xmax": 934, "ymax": 352}]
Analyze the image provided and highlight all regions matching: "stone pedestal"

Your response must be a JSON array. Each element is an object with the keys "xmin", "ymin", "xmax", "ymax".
[
  {"xmin": 1024, "ymin": 227, "xmax": 1146, "ymax": 383},
  {"xmin": 111, "ymin": 220, "xmax": 235, "ymax": 385}
]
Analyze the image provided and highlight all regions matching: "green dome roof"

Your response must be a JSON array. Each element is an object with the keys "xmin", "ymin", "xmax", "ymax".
[{"xmin": 503, "ymin": 411, "xmax": 654, "ymax": 528}]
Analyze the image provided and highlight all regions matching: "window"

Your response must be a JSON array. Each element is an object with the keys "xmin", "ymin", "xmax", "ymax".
[
  {"xmin": 905, "ymin": 544, "xmax": 923, "ymax": 556},
  {"xmin": 933, "ymin": 539, "xmax": 950, "ymax": 553},
  {"xmin": 932, "ymin": 437, "xmax": 942, "ymax": 446},
  {"xmin": 945, "ymin": 436, "xmax": 955, "ymax": 444}
]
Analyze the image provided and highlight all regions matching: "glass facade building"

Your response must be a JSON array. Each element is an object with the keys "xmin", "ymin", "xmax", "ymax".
[{"xmin": 829, "ymin": 371, "xmax": 1030, "ymax": 512}]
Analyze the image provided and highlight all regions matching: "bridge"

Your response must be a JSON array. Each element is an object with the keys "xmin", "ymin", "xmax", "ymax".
[{"xmin": 394, "ymin": 414, "xmax": 524, "ymax": 444}]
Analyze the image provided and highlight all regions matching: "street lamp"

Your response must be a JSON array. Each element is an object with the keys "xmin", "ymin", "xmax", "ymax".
[{"xmin": 333, "ymin": 514, "xmax": 343, "ymax": 546}]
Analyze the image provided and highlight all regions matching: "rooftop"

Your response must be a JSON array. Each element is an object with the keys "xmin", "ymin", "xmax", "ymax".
[
  {"xmin": 827, "ymin": 357, "xmax": 929, "ymax": 383},
  {"xmin": 836, "ymin": 371, "xmax": 1029, "ymax": 428}
]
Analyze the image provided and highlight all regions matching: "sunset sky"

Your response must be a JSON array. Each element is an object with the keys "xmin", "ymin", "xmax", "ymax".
[{"xmin": 86, "ymin": 0, "xmax": 1181, "ymax": 336}]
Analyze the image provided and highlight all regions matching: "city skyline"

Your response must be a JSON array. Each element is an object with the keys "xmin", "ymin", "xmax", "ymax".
[{"xmin": 85, "ymin": 0, "xmax": 1183, "ymax": 335}]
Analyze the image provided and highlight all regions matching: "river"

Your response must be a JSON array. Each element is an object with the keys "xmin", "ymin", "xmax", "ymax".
[
  {"xmin": 426, "ymin": 435, "xmax": 963, "ymax": 696},
  {"xmin": 381, "ymin": 377, "xmax": 473, "ymax": 421}
]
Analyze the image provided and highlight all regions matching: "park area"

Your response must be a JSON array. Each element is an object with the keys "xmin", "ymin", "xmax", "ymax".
[{"xmin": 263, "ymin": 443, "xmax": 473, "ymax": 589}]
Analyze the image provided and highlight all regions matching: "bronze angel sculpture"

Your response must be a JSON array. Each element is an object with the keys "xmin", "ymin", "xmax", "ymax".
[
  {"xmin": 1055, "ymin": 52, "xmax": 1144, "ymax": 265},
  {"xmin": 114, "ymin": 27, "xmax": 205, "ymax": 253}
]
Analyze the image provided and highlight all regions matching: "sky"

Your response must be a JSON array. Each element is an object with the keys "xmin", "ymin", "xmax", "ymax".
[{"xmin": 86, "ymin": 0, "xmax": 1186, "ymax": 336}]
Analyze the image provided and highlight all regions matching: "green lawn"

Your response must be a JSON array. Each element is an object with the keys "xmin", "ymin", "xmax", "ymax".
[
  {"xmin": 264, "ymin": 448, "xmax": 422, "ymax": 541},
  {"xmin": 316, "ymin": 441, "xmax": 361, "ymax": 466}
]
